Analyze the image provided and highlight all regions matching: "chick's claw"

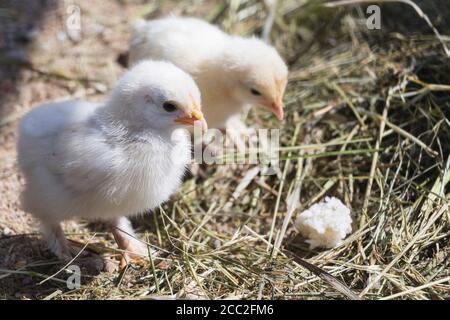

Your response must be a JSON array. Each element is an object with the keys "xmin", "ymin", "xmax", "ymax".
[
  {"xmin": 110, "ymin": 217, "xmax": 153, "ymax": 269},
  {"xmin": 41, "ymin": 223, "xmax": 83, "ymax": 261},
  {"xmin": 117, "ymin": 242, "xmax": 155, "ymax": 270},
  {"xmin": 119, "ymin": 252, "xmax": 149, "ymax": 270}
]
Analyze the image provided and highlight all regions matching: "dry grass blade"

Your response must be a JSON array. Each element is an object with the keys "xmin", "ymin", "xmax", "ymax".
[
  {"xmin": 324, "ymin": 0, "xmax": 450, "ymax": 56},
  {"xmin": 284, "ymin": 250, "xmax": 361, "ymax": 300},
  {"xmin": 360, "ymin": 201, "xmax": 449, "ymax": 296}
]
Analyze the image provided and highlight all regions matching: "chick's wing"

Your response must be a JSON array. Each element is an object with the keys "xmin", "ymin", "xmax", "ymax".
[{"xmin": 47, "ymin": 123, "xmax": 125, "ymax": 193}]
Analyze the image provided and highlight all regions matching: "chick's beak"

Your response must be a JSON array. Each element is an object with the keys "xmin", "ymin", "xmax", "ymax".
[
  {"xmin": 270, "ymin": 101, "xmax": 284, "ymax": 121},
  {"xmin": 262, "ymin": 87, "xmax": 284, "ymax": 121},
  {"xmin": 175, "ymin": 108, "xmax": 208, "ymax": 132}
]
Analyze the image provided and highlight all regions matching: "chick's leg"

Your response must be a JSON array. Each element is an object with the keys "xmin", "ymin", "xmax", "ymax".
[
  {"xmin": 41, "ymin": 222, "xmax": 74, "ymax": 261},
  {"xmin": 224, "ymin": 115, "xmax": 256, "ymax": 154},
  {"xmin": 110, "ymin": 217, "xmax": 149, "ymax": 268}
]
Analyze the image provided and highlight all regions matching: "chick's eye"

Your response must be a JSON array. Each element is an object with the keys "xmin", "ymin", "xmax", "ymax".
[
  {"xmin": 163, "ymin": 102, "xmax": 177, "ymax": 112},
  {"xmin": 250, "ymin": 88, "xmax": 261, "ymax": 96}
]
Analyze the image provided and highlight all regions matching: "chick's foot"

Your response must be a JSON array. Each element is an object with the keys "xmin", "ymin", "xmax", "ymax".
[
  {"xmin": 224, "ymin": 117, "xmax": 257, "ymax": 154},
  {"xmin": 110, "ymin": 217, "xmax": 152, "ymax": 269},
  {"xmin": 41, "ymin": 223, "xmax": 83, "ymax": 261}
]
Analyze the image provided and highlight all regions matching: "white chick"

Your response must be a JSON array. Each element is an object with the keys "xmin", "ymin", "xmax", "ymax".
[
  {"xmin": 17, "ymin": 60, "xmax": 206, "ymax": 266},
  {"xmin": 129, "ymin": 17, "xmax": 288, "ymax": 132}
]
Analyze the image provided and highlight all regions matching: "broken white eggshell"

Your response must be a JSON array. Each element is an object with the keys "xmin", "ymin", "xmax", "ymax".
[{"xmin": 296, "ymin": 197, "xmax": 352, "ymax": 249}]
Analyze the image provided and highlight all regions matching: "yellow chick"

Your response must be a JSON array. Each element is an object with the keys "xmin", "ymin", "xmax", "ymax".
[{"xmin": 129, "ymin": 17, "xmax": 288, "ymax": 133}]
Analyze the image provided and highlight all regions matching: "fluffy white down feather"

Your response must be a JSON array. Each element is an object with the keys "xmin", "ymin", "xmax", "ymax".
[
  {"xmin": 17, "ymin": 60, "xmax": 204, "ymax": 263},
  {"xmin": 296, "ymin": 197, "xmax": 352, "ymax": 249},
  {"xmin": 129, "ymin": 17, "xmax": 288, "ymax": 130}
]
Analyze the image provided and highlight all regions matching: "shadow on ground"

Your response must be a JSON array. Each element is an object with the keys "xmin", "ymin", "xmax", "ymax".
[
  {"xmin": 0, "ymin": 0, "xmax": 60, "ymax": 126},
  {"xmin": 0, "ymin": 234, "xmax": 107, "ymax": 299}
]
